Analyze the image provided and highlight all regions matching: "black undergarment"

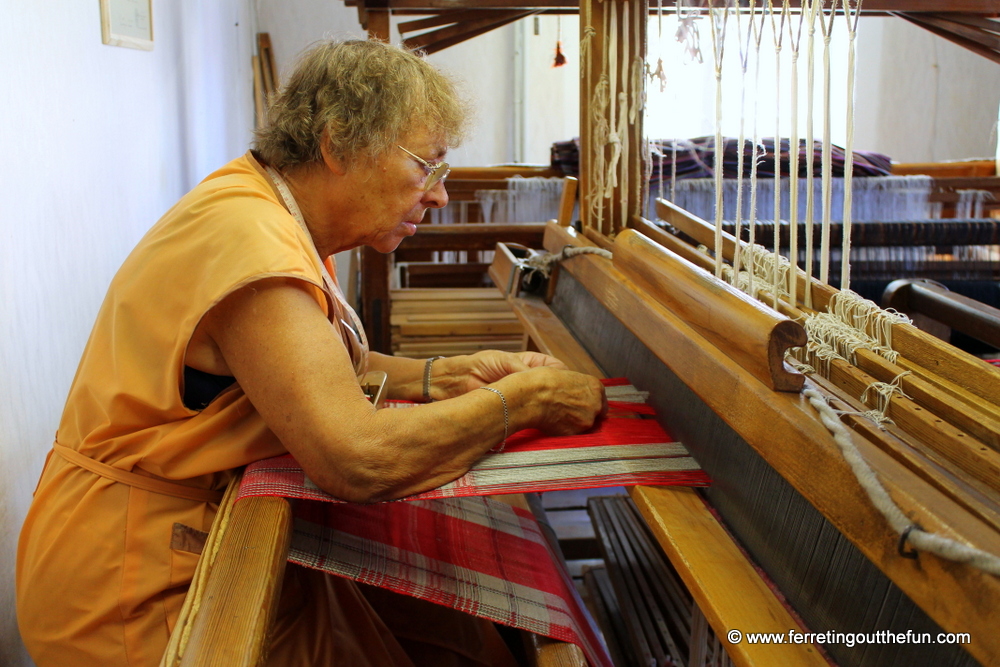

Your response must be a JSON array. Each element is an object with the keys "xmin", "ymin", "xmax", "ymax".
[{"xmin": 183, "ymin": 366, "xmax": 236, "ymax": 410}]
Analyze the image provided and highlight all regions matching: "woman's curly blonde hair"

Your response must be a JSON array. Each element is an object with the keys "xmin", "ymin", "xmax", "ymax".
[{"xmin": 254, "ymin": 40, "xmax": 470, "ymax": 170}]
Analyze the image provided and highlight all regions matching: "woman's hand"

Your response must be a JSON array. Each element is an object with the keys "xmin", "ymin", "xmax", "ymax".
[
  {"xmin": 450, "ymin": 350, "xmax": 568, "ymax": 395},
  {"xmin": 501, "ymin": 366, "xmax": 607, "ymax": 436}
]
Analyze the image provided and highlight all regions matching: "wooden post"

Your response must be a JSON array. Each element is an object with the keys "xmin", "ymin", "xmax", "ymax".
[
  {"xmin": 359, "ymin": 2, "xmax": 392, "ymax": 42},
  {"xmin": 360, "ymin": 247, "xmax": 392, "ymax": 354},
  {"xmin": 579, "ymin": 0, "xmax": 647, "ymax": 238}
]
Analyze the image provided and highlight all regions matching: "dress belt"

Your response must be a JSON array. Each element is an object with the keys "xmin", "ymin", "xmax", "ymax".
[{"xmin": 53, "ymin": 443, "xmax": 225, "ymax": 504}]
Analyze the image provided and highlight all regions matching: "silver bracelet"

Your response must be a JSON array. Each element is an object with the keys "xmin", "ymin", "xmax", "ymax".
[
  {"xmin": 423, "ymin": 356, "xmax": 444, "ymax": 402},
  {"xmin": 478, "ymin": 386, "xmax": 509, "ymax": 452}
]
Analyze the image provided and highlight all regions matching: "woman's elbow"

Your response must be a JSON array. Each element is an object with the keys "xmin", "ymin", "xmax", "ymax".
[{"xmin": 306, "ymin": 451, "xmax": 401, "ymax": 504}]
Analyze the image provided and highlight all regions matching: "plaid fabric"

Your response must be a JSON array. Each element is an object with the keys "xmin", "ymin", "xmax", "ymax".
[
  {"xmin": 288, "ymin": 496, "xmax": 612, "ymax": 667},
  {"xmin": 239, "ymin": 381, "xmax": 709, "ymax": 503},
  {"xmin": 236, "ymin": 380, "xmax": 705, "ymax": 665}
]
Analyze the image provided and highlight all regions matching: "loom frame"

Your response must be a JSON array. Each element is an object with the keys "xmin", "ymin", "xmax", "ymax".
[{"xmin": 169, "ymin": 3, "xmax": 1000, "ymax": 666}]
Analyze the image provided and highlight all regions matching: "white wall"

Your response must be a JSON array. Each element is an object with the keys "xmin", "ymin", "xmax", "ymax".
[
  {"xmin": 0, "ymin": 2, "xmax": 257, "ymax": 665},
  {"xmin": 256, "ymin": 0, "xmax": 520, "ymax": 168},
  {"xmin": 856, "ymin": 17, "xmax": 1000, "ymax": 163}
]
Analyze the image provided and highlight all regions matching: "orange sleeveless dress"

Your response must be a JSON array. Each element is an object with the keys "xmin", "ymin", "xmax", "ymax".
[{"xmin": 16, "ymin": 153, "xmax": 511, "ymax": 666}]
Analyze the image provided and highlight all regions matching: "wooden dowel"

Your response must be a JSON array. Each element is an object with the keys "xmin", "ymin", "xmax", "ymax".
[
  {"xmin": 613, "ymin": 229, "xmax": 806, "ymax": 392},
  {"xmin": 655, "ymin": 197, "xmax": 1000, "ymax": 408}
]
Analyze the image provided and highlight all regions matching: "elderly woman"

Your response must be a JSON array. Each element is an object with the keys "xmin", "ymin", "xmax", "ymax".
[{"xmin": 17, "ymin": 40, "xmax": 605, "ymax": 666}]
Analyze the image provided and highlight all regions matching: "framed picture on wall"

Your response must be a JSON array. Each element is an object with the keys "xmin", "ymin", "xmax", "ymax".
[{"xmin": 100, "ymin": 0, "xmax": 154, "ymax": 51}]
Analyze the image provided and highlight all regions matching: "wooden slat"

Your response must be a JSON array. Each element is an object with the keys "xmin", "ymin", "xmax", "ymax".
[
  {"xmin": 398, "ymin": 223, "xmax": 546, "ymax": 251},
  {"xmin": 899, "ymin": 12, "xmax": 1000, "ymax": 64},
  {"xmin": 506, "ymin": 295, "xmax": 606, "ymax": 377},
  {"xmin": 179, "ymin": 497, "xmax": 292, "ymax": 667},
  {"xmin": 891, "ymin": 160, "xmax": 996, "ymax": 177},
  {"xmin": 397, "ymin": 9, "xmax": 475, "ymax": 33},
  {"xmin": 631, "ymin": 487, "xmax": 827, "ymax": 667},
  {"xmin": 449, "ymin": 166, "xmax": 561, "ymax": 179},
  {"xmin": 392, "ymin": 299, "xmax": 514, "ymax": 314},
  {"xmin": 404, "ymin": 10, "xmax": 539, "ymax": 53},
  {"xmin": 394, "ymin": 320, "xmax": 523, "ymax": 336},
  {"xmin": 390, "ymin": 287, "xmax": 505, "ymax": 300},
  {"xmin": 557, "ymin": 176, "xmax": 578, "ymax": 227}
]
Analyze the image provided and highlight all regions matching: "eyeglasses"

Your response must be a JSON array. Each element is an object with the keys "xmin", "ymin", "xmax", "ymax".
[{"xmin": 398, "ymin": 145, "xmax": 451, "ymax": 192}]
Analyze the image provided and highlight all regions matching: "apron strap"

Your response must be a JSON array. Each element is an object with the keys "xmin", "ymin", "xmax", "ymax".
[{"xmin": 53, "ymin": 444, "xmax": 225, "ymax": 504}]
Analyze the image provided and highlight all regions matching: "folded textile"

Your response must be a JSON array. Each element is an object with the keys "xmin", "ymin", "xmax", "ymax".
[
  {"xmin": 551, "ymin": 136, "xmax": 893, "ymax": 180},
  {"xmin": 289, "ymin": 496, "xmax": 612, "ymax": 666}
]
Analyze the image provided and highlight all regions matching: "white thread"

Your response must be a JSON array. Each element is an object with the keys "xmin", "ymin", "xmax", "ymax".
[
  {"xmin": 859, "ymin": 371, "xmax": 911, "ymax": 426},
  {"xmin": 803, "ymin": 0, "xmax": 819, "ymax": 307},
  {"xmin": 841, "ymin": 0, "xmax": 862, "ymax": 291},
  {"xmin": 787, "ymin": 3, "xmax": 806, "ymax": 308},
  {"xmin": 708, "ymin": 0, "xmax": 730, "ymax": 279},
  {"xmin": 768, "ymin": 0, "xmax": 789, "ymax": 306},
  {"xmin": 818, "ymin": 0, "xmax": 838, "ymax": 285}
]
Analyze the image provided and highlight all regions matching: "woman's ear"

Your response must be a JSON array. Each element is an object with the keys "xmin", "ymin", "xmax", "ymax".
[{"xmin": 318, "ymin": 135, "xmax": 347, "ymax": 176}]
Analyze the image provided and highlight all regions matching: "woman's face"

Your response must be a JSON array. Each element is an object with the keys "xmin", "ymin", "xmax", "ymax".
[{"xmin": 337, "ymin": 126, "xmax": 450, "ymax": 254}]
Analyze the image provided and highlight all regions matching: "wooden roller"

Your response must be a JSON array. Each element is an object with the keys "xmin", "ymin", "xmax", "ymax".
[{"xmin": 613, "ymin": 229, "xmax": 806, "ymax": 392}]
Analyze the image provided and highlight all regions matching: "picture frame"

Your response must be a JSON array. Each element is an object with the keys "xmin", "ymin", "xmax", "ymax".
[{"xmin": 100, "ymin": 0, "xmax": 154, "ymax": 51}]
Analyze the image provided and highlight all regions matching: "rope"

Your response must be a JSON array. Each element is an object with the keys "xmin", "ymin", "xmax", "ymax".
[
  {"xmin": 804, "ymin": 387, "xmax": 1000, "ymax": 577},
  {"xmin": 520, "ymin": 246, "xmax": 614, "ymax": 279}
]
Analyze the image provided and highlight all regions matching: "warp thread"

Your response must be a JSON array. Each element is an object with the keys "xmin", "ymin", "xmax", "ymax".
[{"xmin": 859, "ymin": 371, "xmax": 911, "ymax": 426}]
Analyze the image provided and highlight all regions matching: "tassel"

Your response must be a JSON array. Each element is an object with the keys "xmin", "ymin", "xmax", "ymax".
[{"xmin": 553, "ymin": 16, "xmax": 567, "ymax": 67}]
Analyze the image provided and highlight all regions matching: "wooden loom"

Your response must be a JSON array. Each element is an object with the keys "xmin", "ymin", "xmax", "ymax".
[{"xmin": 165, "ymin": 3, "xmax": 1000, "ymax": 667}]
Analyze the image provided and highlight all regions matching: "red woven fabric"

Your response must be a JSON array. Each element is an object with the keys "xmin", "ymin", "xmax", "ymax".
[
  {"xmin": 235, "ymin": 380, "xmax": 706, "ymax": 665},
  {"xmin": 239, "ymin": 381, "xmax": 708, "ymax": 503},
  {"xmin": 288, "ymin": 496, "xmax": 611, "ymax": 666}
]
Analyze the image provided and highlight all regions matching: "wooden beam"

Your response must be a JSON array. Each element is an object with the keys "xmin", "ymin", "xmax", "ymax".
[
  {"xmin": 346, "ymin": 0, "xmax": 1000, "ymax": 13},
  {"xmin": 404, "ymin": 10, "xmax": 539, "ymax": 53},
  {"xmin": 632, "ymin": 487, "xmax": 828, "ymax": 667},
  {"xmin": 395, "ymin": 223, "xmax": 546, "ymax": 251},
  {"xmin": 898, "ymin": 12, "xmax": 1000, "ymax": 63},
  {"xmin": 397, "ymin": 9, "xmax": 471, "ymax": 33}
]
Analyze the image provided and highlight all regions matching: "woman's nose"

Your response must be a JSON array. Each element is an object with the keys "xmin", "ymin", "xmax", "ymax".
[{"xmin": 422, "ymin": 180, "xmax": 449, "ymax": 209}]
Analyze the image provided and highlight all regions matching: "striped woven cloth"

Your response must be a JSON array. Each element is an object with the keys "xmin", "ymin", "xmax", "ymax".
[
  {"xmin": 239, "ymin": 380, "xmax": 709, "ymax": 503},
  {"xmin": 236, "ymin": 380, "xmax": 707, "ymax": 664},
  {"xmin": 289, "ymin": 495, "xmax": 612, "ymax": 666}
]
